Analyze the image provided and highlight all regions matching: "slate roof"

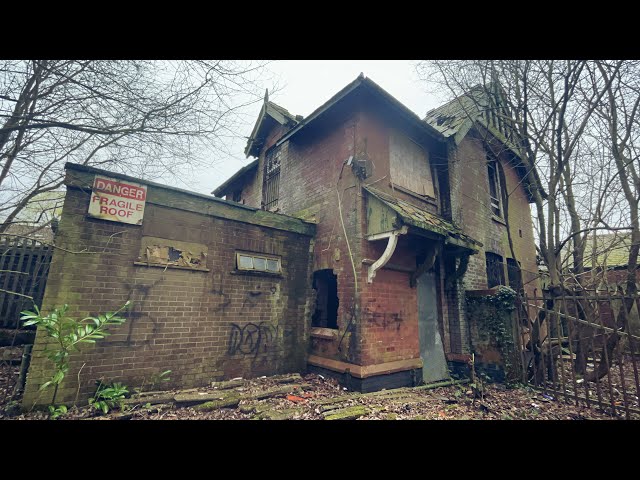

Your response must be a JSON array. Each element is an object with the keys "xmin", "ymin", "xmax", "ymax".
[
  {"xmin": 212, "ymin": 159, "xmax": 258, "ymax": 197},
  {"xmin": 423, "ymin": 86, "xmax": 486, "ymax": 139},
  {"xmin": 364, "ymin": 186, "xmax": 482, "ymax": 251}
]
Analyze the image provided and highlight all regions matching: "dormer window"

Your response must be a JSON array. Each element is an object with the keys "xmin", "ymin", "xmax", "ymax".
[{"xmin": 262, "ymin": 145, "xmax": 281, "ymax": 211}]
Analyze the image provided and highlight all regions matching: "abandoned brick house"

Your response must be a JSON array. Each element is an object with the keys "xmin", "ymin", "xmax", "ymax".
[
  {"xmin": 23, "ymin": 75, "xmax": 539, "ymax": 405},
  {"xmin": 213, "ymin": 74, "xmax": 539, "ymax": 390}
]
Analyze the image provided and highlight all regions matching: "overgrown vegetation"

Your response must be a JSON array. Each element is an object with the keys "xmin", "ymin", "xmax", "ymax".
[
  {"xmin": 20, "ymin": 301, "xmax": 130, "ymax": 408},
  {"xmin": 466, "ymin": 287, "xmax": 520, "ymax": 384},
  {"xmin": 89, "ymin": 381, "xmax": 129, "ymax": 414}
]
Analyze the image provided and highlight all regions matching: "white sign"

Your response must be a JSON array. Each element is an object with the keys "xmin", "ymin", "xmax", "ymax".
[{"xmin": 88, "ymin": 175, "xmax": 147, "ymax": 225}]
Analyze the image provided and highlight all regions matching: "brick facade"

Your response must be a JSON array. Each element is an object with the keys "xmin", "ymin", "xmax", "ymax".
[{"xmin": 23, "ymin": 164, "xmax": 315, "ymax": 406}]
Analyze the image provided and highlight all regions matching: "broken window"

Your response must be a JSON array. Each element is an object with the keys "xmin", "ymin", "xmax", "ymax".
[
  {"xmin": 236, "ymin": 252, "xmax": 281, "ymax": 273},
  {"xmin": 311, "ymin": 270, "xmax": 339, "ymax": 329},
  {"xmin": 507, "ymin": 258, "xmax": 523, "ymax": 293},
  {"xmin": 485, "ymin": 252, "xmax": 505, "ymax": 288},
  {"xmin": 262, "ymin": 145, "xmax": 281, "ymax": 211},
  {"xmin": 487, "ymin": 155, "xmax": 503, "ymax": 218}
]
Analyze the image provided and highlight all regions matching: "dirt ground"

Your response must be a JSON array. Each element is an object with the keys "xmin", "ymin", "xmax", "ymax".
[{"xmin": 0, "ymin": 359, "xmax": 628, "ymax": 420}]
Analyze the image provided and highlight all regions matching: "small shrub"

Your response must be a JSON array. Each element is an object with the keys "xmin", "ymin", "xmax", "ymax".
[
  {"xmin": 89, "ymin": 381, "xmax": 129, "ymax": 414},
  {"xmin": 20, "ymin": 301, "xmax": 130, "ymax": 406}
]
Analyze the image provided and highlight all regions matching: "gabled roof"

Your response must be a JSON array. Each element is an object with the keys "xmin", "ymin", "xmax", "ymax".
[
  {"xmin": 424, "ymin": 84, "xmax": 546, "ymax": 202},
  {"xmin": 584, "ymin": 233, "xmax": 633, "ymax": 268},
  {"xmin": 275, "ymin": 73, "xmax": 444, "ymax": 149},
  {"xmin": 245, "ymin": 90, "xmax": 301, "ymax": 158},
  {"xmin": 212, "ymin": 159, "xmax": 258, "ymax": 197},
  {"xmin": 365, "ymin": 186, "xmax": 482, "ymax": 252}
]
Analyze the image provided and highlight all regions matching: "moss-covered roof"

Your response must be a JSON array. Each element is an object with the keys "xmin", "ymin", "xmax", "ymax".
[
  {"xmin": 583, "ymin": 233, "xmax": 633, "ymax": 268},
  {"xmin": 364, "ymin": 186, "xmax": 481, "ymax": 251},
  {"xmin": 423, "ymin": 87, "xmax": 485, "ymax": 140}
]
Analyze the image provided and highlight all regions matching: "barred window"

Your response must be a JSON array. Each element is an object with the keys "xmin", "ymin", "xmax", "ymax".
[
  {"xmin": 486, "ymin": 252, "xmax": 505, "ymax": 288},
  {"xmin": 262, "ymin": 146, "xmax": 281, "ymax": 211}
]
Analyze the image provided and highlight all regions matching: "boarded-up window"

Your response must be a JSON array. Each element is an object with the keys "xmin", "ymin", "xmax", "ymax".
[{"xmin": 390, "ymin": 131, "xmax": 435, "ymax": 198}]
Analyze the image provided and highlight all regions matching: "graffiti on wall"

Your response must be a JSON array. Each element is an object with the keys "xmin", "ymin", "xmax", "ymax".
[
  {"xmin": 227, "ymin": 322, "xmax": 279, "ymax": 358},
  {"xmin": 366, "ymin": 311, "xmax": 403, "ymax": 332}
]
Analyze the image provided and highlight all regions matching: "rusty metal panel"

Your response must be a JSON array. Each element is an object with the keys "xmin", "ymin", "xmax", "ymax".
[{"xmin": 88, "ymin": 175, "xmax": 147, "ymax": 225}]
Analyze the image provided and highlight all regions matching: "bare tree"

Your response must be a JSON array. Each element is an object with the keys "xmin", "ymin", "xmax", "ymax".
[
  {"xmin": 416, "ymin": 60, "xmax": 638, "ymax": 385},
  {"xmin": 0, "ymin": 60, "xmax": 272, "ymax": 233}
]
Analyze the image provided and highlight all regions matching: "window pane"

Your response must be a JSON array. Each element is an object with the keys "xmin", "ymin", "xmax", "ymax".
[
  {"xmin": 238, "ymin": 255, "xmax": 253, "ymax": 269},
  {"xmin": 253, "ymin": 257, "xmax": 267, "ymax": 271},
  {"xmin": 266, "ymin": 258, "xmax": 280, "ymax": 272}
]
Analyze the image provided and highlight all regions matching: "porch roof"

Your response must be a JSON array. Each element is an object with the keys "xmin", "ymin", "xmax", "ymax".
[{"xmin": 364, "ymin": 186, "xmax": 482, "ymax": 252}]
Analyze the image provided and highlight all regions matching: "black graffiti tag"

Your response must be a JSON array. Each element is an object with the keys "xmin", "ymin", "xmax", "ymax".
[{"xmin": 227, "ymin": 322, "xmax": 278, "ymax": 358}]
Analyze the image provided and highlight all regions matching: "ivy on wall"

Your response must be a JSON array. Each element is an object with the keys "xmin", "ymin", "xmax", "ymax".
[{"xmin": 466, "ymin": 286, "xmax": 521, "ymax": 384}]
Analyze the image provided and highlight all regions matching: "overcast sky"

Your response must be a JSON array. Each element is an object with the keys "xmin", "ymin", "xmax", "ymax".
[{"xmin": 195, "ymin": 60, "xmax": 443, "ymax": 194}]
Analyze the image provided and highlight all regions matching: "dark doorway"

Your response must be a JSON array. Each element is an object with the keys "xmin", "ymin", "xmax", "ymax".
[{"xmin": 312, "ymin": 270, "xmax": 339, "ymax": 329}]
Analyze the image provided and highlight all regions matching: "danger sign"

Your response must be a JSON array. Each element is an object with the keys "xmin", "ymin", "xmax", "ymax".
[{"xmin": 88, "ymin": 175, "xmax": 147, "ymax": 225}]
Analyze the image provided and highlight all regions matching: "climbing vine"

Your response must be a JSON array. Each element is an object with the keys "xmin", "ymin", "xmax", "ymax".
[{"xmin": 466, "ymin": 286, "xmax": 520, "ymax": 384}]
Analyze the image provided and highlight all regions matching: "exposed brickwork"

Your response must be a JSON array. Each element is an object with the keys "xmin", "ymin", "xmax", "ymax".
[
  {"xmin": 23, "ymin": 168, "xmax": 315, "ymax": 406},
  {"xmin": 216, "ymin": 93, "xmax": 540, "ymax": 390}
]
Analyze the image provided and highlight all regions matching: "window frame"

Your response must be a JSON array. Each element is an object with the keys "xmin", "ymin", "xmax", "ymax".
[
  {"xmin": 485, "ymin": 251, "xmax": 506, "ymax": 288},
  {"xmin": 487, "ymin": 153, "xmax": 503, "ymax": 219},
  {"xmin": 389, "ymin": 130, "xmax": 436, "ymax": 199},
  {"xmin": 262, "ymin": 145, "xmax": 281, "ymax": 211},
  {"xmin": 235, "ymin": 251, "xmax": 282, "ymax": 274}
]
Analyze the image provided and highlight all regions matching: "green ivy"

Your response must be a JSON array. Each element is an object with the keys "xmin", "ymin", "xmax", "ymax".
[{"xmin": 466, "ymin": 286, "xmax": 520, "ymax": 384}]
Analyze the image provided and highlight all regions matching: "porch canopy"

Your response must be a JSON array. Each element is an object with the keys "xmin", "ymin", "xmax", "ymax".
[{"xmin": 364, "ymin": 186, "xmax": 481, "ymax": 282}]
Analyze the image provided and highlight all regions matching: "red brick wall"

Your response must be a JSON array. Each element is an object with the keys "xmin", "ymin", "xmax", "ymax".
[{"xmin": 23, "ymin": 168, "xmax": 315, "ymax": 406}]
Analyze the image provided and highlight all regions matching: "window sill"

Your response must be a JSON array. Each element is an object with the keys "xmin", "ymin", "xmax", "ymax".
[
  {"xmin": 310, "ymin": 327, "xmax": 338, "ymax": 340},
  {"xmin": 491, "ymin": 215, "xmax": 507, "ymax": 226},
  {"xmin": 389, "ymin": 183, "xmax": 437, "ymax": 205},
  {"xmin": 133, "ymin": 261, "xmax": 209, "ymax": 272},
  {"xmin": 229, "ymin": 270, "xmax": 283, "ymax": 278}
]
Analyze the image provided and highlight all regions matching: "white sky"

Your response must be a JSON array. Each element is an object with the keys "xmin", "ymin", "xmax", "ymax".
[{"xmin": 195, "ymin": 60, "xmax": 443, "ymax": 194}]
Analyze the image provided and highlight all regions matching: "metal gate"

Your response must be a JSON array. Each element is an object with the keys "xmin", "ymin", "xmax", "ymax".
[
  {"xmin": 515, "ymin": 289, "xmax": 640, "ymax": 419},
  {"xmin": 0, "ymin": 235, "xmax": 53, "ymax": 328}
]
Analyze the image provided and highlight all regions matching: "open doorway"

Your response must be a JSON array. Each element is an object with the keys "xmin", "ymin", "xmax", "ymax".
[{"xmin": 311, "ymin": 269, "xmax": 339, "ymax": 329}]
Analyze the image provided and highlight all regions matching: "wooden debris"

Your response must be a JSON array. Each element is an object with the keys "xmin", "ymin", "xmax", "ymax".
[
  {"xmin": 174, "ymin": 391, "xmax": 227, "ymax": 405},
  {"xmin": 323, "ymin": 405, "xmax": 370, "ymax": 420},
  {"xmin": 211, "ymin": 379, "xmax": 245, "ymax": 390},
  {"xmin": 192, "ymin": 395, "xmax": 240, "ymax": 411},
  {"xmin": 122, "ymin": 393, "xmax": 175, "ymax": 406},
  {"xmin": 269, "ymin": 373, "xmax": 303, "ymax": 384}
]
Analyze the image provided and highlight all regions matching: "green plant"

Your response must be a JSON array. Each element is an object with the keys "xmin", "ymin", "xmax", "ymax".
[
  {"xmin": 48, "ymin": 405, "xmax": 67, "ymax": 419},
  {"xmin": 134, "ymin": 369, "xmax": 171, "ymax": 394},
  {"xmin": 20, "ymin": 301, "xmax": 130, "ymax": 405},
  {"xmin": 149, "ymin": 369, "xmax": 171, "ymax": 390},
  {"xmin": 89, "ymin": 381, "xmax": 129, "ymax": 414},
  {"xmin": 466, "ymin": 287, "xmax": 520, "ymax": 384}
]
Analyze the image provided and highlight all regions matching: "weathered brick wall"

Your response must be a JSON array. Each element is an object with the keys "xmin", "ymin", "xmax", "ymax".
[
  {"xmin": 360, "ymin": 237, "xmax": 420, "ymax": 365},
  {"xmin": 22, "ymin": 166, "xmax": 315, "ymax": 406},
  {"xmin": 272, "ymin": 113, "xmax": 363, "ymax": 365},
  {"xmin": 451, "ymin": 134, "xmax": 539, "ymax": 295}
]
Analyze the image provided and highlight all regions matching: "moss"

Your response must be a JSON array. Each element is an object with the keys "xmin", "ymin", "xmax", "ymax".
[
  {"xmin": 323, "ymin": 405, "xmax": 369, "ymax": 420},
  {"xmin": 192, "ymin": 395, "xmax": 240, "ymax": 411}
]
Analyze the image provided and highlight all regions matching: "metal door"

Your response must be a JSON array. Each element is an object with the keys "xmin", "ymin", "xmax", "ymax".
[{"xmin": 417, "ymin": 270, "xmax": 449, "ymax": 383}]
